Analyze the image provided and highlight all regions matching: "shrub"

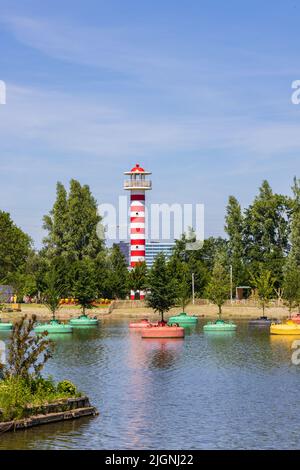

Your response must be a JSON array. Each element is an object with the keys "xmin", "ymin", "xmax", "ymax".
[
  {"xmin": 30, "ymin": 376, "xmax": 56, "ymax": 395},
  {"xmin": 57, "ymin": 380, "xmax": 77, "ymax": 395}
]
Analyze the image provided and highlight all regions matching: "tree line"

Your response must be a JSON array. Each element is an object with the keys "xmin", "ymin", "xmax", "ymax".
[{"xmin": 0, "ymin": 177, "xmax": 300, "ymax": 316}]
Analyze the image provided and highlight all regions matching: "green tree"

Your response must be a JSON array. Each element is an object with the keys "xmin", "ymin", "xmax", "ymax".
[
  {"xmin": 147, "ymin": 253, "xmax": 177, "ymax": 322},
  {"xmin": 107, "ymin": 245, "xmax": 129, "ymax": 299},
  {"xmin": 283, "ymin": 258, "xmax": 300, "ymax": 315},
  {"xmin": 244, "ymin": 181, "xmax": 292, "ymax": 285},
  {"xmin": 43, "ymin": 180, "xmax": 103, "ymax": 261},
  {"xmin": 175, "ymin": 262, "xmax": 192, "ymax": 312},
  {"xmin": 129, "ymin": 262, "xmax": 148, "ymax": 293},
  {"xmin": 43, "ymin": 182, "xmax": 68, "ymax": 258},
  {"xmin": 205, "ymin": 257, "xmax": 231, "ymax": 317},
  {"xmin": 225, "ymin": 196, "xmax": 246, "ymax": 289},
  {"xmin": 0, "ymin": 211, "xmax": 32, "ymax": 281},
  {"xmin": 250, "ymin": 269, "xmax": 276, "ymax": 316},
  {"xmin": 170, "ymin": 234, "xmax": 212, "ymax": 297},
  {"xmin": 42, "ymin": 266, "xmax": 65, "ymax": 321},
  {"xmin": 71, "ymin": 259, "xmax": 97, "ymax": 315},
  {"xmin": 4, "ymin": 269, "xmax": 38, "ymax": 302},
  {"xmin": 94, "ymin": 251, "xmax": 111, "ymax": 298},
  {"xmin": 290, "ymin": 177, "xmax": 300, "ymax": 267}
]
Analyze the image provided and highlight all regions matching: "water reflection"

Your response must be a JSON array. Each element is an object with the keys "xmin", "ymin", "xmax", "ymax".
[{"xmin": 1, "ymin": 319, "xmax": 300, "ymax": 450}]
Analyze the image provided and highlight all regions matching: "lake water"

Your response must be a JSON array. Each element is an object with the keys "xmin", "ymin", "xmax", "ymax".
[{"xmin": 0, "ymin": 318, "xmax": 300, "ymax": 450}]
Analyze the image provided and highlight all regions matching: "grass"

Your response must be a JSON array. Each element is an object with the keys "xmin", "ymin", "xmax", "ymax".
[
  {"xmin": 0, "ymin": 376, "xmax": 82, "ymax": 422},
  {"xmin": 4, "ymin": 303, "xmax": 109, "ymax": 309}
]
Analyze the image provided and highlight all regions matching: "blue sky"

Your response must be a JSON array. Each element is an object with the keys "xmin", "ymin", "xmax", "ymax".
[{"xmin": 0, "ymin": 0, "xmax": 299, "ymax": 247}]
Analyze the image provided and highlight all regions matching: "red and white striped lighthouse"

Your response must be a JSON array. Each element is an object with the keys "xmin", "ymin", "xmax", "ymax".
[{"xmin": 124, "ymin": 164, "xmax": 152, "ymax": 300}]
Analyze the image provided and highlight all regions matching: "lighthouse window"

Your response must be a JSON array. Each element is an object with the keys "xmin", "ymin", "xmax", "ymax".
[{"xmin": 136, "ymin": 212, "xmax": 139, "ymax": 215}]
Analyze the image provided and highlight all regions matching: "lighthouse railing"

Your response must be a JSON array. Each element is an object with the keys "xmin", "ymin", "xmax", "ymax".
[{"xmin": 124, "ymin": 180, "xmax": 152, "ymax": 189}]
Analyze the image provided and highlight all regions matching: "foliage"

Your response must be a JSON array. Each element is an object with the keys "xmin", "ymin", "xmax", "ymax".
[
  {"xmin": 43, "ymin": 180, "xmax": 103, "ymax": 261},
  {"xmin": 175, "ymin": 262, "xmax": 192, "ymax": 312},
  {"xmin": 0, "ymin": 375, "xmax": 79, "ymax": 422},
  {"xmin": 290, "ymin": 177, "xmax": 300, "ymax": 267},
  {"xmin": 2, "ymin": 315, "xmax": 54, "ymax": 381},
  {"xmin": 225, "ymin": 195, "xmax": 246, "ymax": 288},
  {"xmin": 147, "ymin": 253, "xmax": 177, "ymax": 321},
  {"xmin": 106, "ymin": 244, "xmax": 129, "ymax": 299},
  {"xmin": 205, "ymin": 256, "xmax": 231, "ymax": 316},
  {"xmin": 243, "ymin": 181, "xmax": 292, "ymax": 285},
  {"xmin": 71, "ymin": 259, "xmax": 97, "ymax": 313},
  {"xmin": 42, "ymin": 265, "xmax": 65, "ymax": 320},
  {"xmin": 129, "ymin": 262, "xmax": 148, "ymax": 293},
  {"xmin": 57, "ymin": 380, "xmax": 77, "ymax": 395},
  {"xmin": 0, "ymin": 211, "xmax": 32, "ymax": 281},
  {"xmin": 250, "ymin": 269, "xmax": 276, "ymax": 315},
  {"xmin": 283, "ymin": 257, "xmax": 300, "ymax": 314}
]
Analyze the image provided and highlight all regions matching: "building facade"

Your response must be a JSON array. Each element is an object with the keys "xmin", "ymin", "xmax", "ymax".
[{"xmin": 145, "ymin": 241, "xmax": 175, "ymax": 268}]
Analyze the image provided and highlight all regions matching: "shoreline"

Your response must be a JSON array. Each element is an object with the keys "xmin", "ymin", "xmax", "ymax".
[{"xmin": 0, "ymin": 303, "xmax": 294, "ymax": 322}]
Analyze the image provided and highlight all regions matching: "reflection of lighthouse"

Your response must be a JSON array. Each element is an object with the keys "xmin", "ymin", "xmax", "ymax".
[{"xmin": 124, "ymin": 164, "xmax": 152, "ymax": 300}]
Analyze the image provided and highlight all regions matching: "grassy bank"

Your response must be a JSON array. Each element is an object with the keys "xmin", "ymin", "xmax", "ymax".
[
  {"xmin": 0, "ymin": 302, "xmax": 294, "ymax": 321},
  {"xmin": 0, "ymin": 376, "xmax": 81, "ymax": 422}
]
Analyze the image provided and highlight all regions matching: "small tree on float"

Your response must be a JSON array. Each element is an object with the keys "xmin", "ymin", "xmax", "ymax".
[
  {"xmin": 146, "ymin": 253, "xmax": 177, "ymax": 323},
  {"xmin": 175, "ymin": 262, "xmax": 192, "ymax": 313},
  {"xmin": 205, "ymin": 257, "xmax": 231, "ymax": 318},
  {"xmin": 250, "ymin": 269, "xmax": 276, "ymax": 316},
  {"xmin": 71, "ymin": 259, "xmax": 97, "ymax": 316},
  {"xmin": 42, "ymin": 266, "xmax": 65, "ymax": 321},
  {"xmin": 283, "ymin": 258, "xmax": 300, "ymax": 316}
]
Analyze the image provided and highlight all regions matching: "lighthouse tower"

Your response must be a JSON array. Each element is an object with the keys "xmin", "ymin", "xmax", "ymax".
[{"xmin": 124, "ymin": 164, "xmax": 152, "ymax": 300}]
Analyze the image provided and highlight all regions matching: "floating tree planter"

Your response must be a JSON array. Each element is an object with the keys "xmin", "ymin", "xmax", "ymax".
[
  {"xmin": 69, "ymin": 314, "xmax": 98, "ymax": 327},
  {"xmin": 141, "ymin": 322, "xmax": 185, "ymax": 339},
  {"xmin": 270, "ymin": 320, "xmax": 300, "ymax": 335},
  {"xmin": 291, "ymin": 314, "xmax": 300, "ymax": 324},
  {"xmin": 34, "ymin": 319, "xmax": 73, "ymax": 335},
  {"xmin": 203, "ymin": 319, "xmax": 237, "ymax": 332},
  {"xmin": 0, "ymin": 321, "xmax": 13, "ymax": 331},
  {"xmin": 168, "ymin": 312, "xmax": 198, "ymax": 327},
  {"xmin": 249, "ymin": 316, "xmax": 273, "ymax": 327},
  {"xmin": 129, "ymin": 319, "xmax": 158, "ymax": 328}
]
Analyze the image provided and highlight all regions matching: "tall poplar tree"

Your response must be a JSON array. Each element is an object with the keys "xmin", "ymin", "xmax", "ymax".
[
  {"xmin": 43, "ymin": 180, "xmax": 103, "ymax": 261},
  {"xmin": 225, "ymin": 196, "xmax": 245, "ymax": 288},
  {"xmin": 290, "ymin": 177, "xmax": 300, "ymax": 267}
]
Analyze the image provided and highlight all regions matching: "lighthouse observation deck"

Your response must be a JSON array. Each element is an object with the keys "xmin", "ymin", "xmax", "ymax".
[
  {"xmin": 124, "ymin": 180, "xmax": 152, "ymax": 190},
  {"xmin": 123, "ymin": 163, "xmax": 152, "ymax": 190}
]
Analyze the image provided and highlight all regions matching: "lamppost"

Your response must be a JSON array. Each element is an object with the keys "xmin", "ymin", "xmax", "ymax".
[
  {"xmin": 192, "ymin": 272, "xmax": 195, "ymax": 305},
  {"xmin": 230, "ymin": 265, "xmax": 233, "ymax": 304}
]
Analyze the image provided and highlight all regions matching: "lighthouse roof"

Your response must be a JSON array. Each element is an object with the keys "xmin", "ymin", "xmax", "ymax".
[
  {"xmin": 131, "ymin": 163, "xmax": 145, "ymax": 173},
  {"xmin": 124, "ymin": 163, "xmax": 151, "ymax": 175}
]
